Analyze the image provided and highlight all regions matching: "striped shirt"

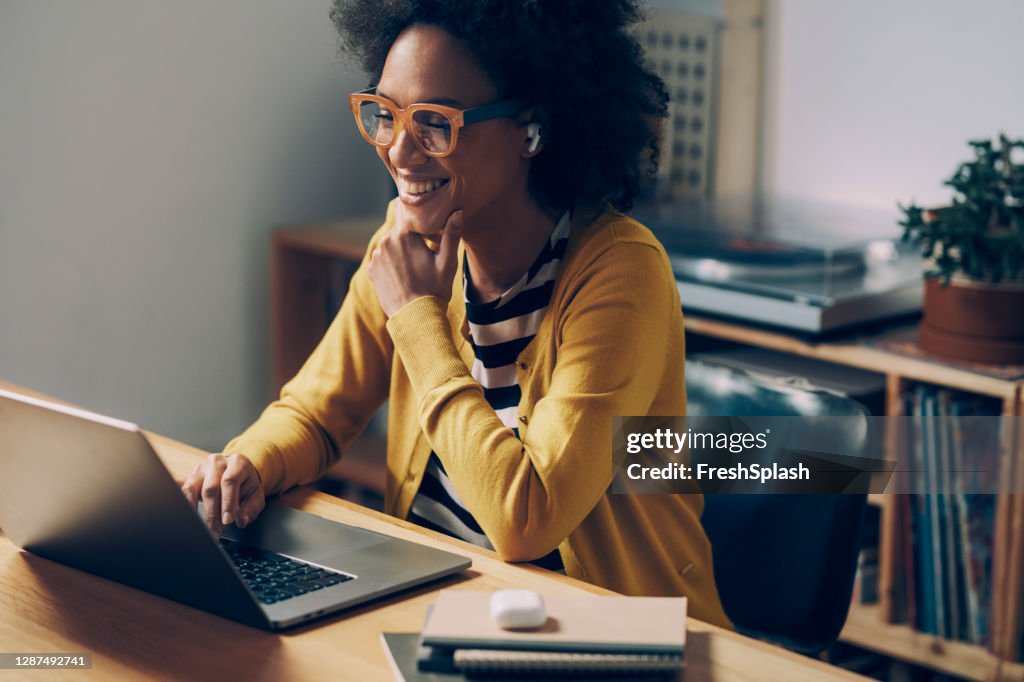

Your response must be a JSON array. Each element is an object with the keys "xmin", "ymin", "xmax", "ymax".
[{"xmin": 408, "ymin": 211, "xmax": 571, "ymax": 570}]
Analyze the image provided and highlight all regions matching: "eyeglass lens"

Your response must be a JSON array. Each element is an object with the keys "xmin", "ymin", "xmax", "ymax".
[{"xmin": 357, "ymin": 100, "xmax": 453, "ymax": 154}]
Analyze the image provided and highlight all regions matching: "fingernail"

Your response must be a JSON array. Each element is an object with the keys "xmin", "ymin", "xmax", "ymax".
[{"xmin": 222, "ymin": 512, "xmax": 232, "ymax": 525}]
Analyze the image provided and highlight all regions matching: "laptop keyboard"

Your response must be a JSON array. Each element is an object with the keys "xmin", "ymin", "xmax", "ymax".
[{"xmin": 220, "ymin": 538, "xmax": 353, "ymax": 605}]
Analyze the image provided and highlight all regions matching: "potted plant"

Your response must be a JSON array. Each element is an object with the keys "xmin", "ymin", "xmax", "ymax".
[{"xmin": 900, "ymin": 134, "xmax": 1024, "ymax": 364}]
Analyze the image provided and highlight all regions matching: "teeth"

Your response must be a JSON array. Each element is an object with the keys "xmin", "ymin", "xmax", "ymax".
[{"xmin": 400, "ymin": 178, "xmax": 448, "ymax": 195}]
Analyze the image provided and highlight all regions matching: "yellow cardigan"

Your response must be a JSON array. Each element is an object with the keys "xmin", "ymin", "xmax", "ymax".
[{"xmin": 224, "ymin": 200, "xmax": 731, "ymax": 629}]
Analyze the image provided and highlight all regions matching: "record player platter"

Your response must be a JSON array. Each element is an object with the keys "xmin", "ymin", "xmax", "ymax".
[{"xmin": 671, "ymin": 237, "xmax": 867, "ymax": 282}]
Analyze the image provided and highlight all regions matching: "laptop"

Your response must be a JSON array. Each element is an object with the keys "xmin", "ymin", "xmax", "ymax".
[{"xmin": 0, "ymin": 388, "xmax": 471, "ymax": 630}]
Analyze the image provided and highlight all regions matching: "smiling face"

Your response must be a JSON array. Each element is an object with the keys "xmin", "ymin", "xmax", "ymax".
[{"xmin": 374, "ymin": 23, "xmax": 532, "ymax": 237}]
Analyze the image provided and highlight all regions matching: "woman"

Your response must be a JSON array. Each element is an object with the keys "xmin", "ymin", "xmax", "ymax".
[{"xmin": 182, "ymin": 0, "xmax": 731, "ymax": 628}]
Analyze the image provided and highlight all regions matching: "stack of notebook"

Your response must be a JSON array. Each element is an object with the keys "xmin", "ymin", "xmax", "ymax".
[{"xmin": 382, "ymin": 591, "xmax": 687, "ymax": 681}]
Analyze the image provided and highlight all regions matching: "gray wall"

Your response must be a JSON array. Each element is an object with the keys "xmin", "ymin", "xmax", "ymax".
[
  {"xmin": 762, "ymin": 0, "xmax": 1024, "ymax": 209},
  {"xmin": 0, "ymin": 1, "xmax": 390, "ymax": 451},
  {"xmin": 8, "ymin": 0, "xmax": 1019, "ymax": 451}
]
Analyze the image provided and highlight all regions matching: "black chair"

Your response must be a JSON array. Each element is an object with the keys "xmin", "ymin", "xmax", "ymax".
[{"xmin": 686, "ymin": 358, "xmax": 870, "ymax": 654}]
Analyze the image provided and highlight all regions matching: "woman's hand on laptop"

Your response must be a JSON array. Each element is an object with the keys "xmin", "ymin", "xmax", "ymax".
[{"xmin": 181, "ymin": 453, "xmax": 265, "ymax": 536}]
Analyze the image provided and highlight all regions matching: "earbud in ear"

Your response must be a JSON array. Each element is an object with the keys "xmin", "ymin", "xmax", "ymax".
[{"xmin": 526, "ymin": 123, "xmax": 542, "ymax": 153}]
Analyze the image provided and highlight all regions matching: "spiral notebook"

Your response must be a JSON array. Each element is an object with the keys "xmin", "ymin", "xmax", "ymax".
[
  {"xmin": 381, "ymin": 633, "xmax": 682, "ymax": 681},
  {"xmin": 454, "ymin": 646, "xmax": 683, "ymax": 678}
]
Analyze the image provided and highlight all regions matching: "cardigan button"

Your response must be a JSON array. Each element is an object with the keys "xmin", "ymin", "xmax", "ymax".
[
  {"xmin": 516, "ymin": 359, "xmax": 528, "ymax": 370},
  {"xmin": 518, "ymin": 415, "xmax": 528, "ymax": 424}
]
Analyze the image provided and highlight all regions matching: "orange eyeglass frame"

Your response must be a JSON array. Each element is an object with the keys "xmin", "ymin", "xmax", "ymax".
[{"xmin": 348, "ymin": 87, "xmax": 529, "ymax": 158}]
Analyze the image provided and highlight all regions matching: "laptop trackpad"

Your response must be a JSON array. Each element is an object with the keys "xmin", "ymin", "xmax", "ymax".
[{"xmin": 221, "ymin": 501, "xmax": 387, "ymax": 563}]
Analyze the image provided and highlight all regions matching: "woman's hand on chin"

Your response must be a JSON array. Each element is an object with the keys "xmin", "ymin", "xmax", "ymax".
[{"xmin": 368, "ymin": 208, "xmax": 464, "ymax": 318}]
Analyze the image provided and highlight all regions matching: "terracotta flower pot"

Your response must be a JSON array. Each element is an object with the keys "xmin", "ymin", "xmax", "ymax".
[{"xmin": 920, "ymin": 275, "xmax": 1024, "ymax": 364}]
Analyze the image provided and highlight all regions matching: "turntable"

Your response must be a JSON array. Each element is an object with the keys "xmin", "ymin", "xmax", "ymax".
[{"xmin": 629, "ymin": 195, "xmax": 924, "ymax": 334}]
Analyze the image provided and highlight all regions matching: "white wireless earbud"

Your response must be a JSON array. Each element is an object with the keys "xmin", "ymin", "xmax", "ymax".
[{"xmin": 526, "ymin": 123, "xmax": 542, "ymax": 153}]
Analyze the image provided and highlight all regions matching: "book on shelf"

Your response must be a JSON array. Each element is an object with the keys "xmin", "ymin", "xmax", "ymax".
[
  {"xmin": 898, "ymin": 385, "xmax": 999, "ymax": 646},
  {"xmin": 939, "ymin": 390, "xmax": 963, "ymax": 643},
  {"xmin": 958, "ymin": 397, "xmax": 998, "ymax": 646},
  {"xmin": 952, "ymin": 399, "xmax": 980, "ymax": 644},
  {"xmin": 923, "ymin": 388, "xmax": 948, "ymax": 638},
  {"xmin": 908, "ymin": 386, "xmax": 935, "ymax": 635}
]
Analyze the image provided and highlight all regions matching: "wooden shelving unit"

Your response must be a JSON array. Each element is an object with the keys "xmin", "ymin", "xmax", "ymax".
[
  {"xmin": 685, "ymin": 315, "xmax": 1024, "ymax": 682},
  {"xmin": 271, "ymin": 218, "xmax": 1024, "ymax": 681},
  {"xmin": 684, "ymin": 316, "xmax": 1020, "ymax": 401},
  {"xmin": 270, "ymin": 217, "xmax": 382, "ymax": 393}
]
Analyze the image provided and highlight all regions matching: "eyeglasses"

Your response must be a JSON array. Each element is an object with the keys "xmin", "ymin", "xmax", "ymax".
[{"xmin": 348, "ymin": 88, "xmax": 529, "ymax": 158}]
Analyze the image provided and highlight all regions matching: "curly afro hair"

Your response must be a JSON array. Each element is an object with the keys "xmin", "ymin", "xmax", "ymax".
[{"xmin": 329, "ymin": 0, "xmax": 668, "ymax": 212}]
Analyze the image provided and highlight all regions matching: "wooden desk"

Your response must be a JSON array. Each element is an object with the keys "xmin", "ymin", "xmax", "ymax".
[{"xmin": 0, "ymin": 384, "xmax": 865, "ymax": 681}]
